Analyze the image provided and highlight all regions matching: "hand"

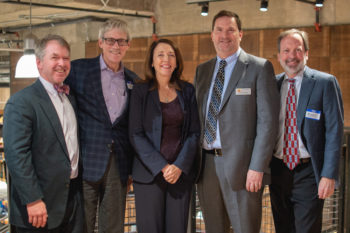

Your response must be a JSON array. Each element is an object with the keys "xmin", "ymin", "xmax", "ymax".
[
  {"xmin": 246, "ymin": 169, "xmax": 263, "ymax": 192},
  {"xmin": 26, "ymin": 200, "xmax": 48, "ymax": 228},
  {"xmin": 318, "ymin": 177, "xmax": 335, "ymax": 199},
  {"xmin": 163, "ymin": 164, "xmax": 182, "ymax": 184},
  {"xmin": 127, "ymin": 177, "xmax": 133, "ymax": 193}
]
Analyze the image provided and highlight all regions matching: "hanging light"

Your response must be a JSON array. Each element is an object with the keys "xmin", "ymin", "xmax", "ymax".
[
  {"xmin": 315, "ymin": 0, "xmax": 323, "ymax": 7},
  {"xmin": 260, "ymin": 0, "xmax": 268, "ymax": 12},
  {"xmin": 15, "ymin": 0, "xmax": 39, "ymax": 78},
  {"xmin": 200, "ymin": 2, "xmax": 209, "ymax": 16}
]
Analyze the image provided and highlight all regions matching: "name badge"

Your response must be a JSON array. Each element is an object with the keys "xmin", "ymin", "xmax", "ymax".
[
  {"xmin": 126, "ymin": 81, "xmax": 133, "ymax": 90},
  {"xmin": 305, "ymin": 109, "xmax": 321, "ymax": 120},
  {"xmin": 236, "ymin": 88, "xmax": 251, "ymax": 95}
]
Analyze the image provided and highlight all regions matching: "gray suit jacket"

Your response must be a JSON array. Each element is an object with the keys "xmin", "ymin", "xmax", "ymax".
[
  {"xmin": 276, "ymin": 66, "xmax": 344, "ymax": 184},
  {"xmin": 3, "ymin": 80, "xmax": 81, "ymax": 229},
  {"xmin": 194, "ymin": 49, "xmax": 280, "ymax": 190}
]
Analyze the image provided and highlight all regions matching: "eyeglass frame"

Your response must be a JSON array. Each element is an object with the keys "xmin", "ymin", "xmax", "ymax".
[{"xmin": 102, "ymin": 37, "xmax": 129, "ymax": 46}]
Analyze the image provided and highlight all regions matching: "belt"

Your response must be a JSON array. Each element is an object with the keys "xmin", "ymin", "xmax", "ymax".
[
  {"xmin": 203, "ymin": 149, "xmax": 223, "ymax": 157},
  {"xmin": 274, "ymin": 156, "xmax": 311, "ymax": 164},
  {"xmin": 299, "ymin": 157, "xmax": 311, "ymax": 164}
]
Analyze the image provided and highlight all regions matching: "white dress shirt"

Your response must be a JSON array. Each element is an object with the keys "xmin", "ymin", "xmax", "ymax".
[{"xmin": 39, "ymin": 76, "xmax": 80, "ymax": 178}]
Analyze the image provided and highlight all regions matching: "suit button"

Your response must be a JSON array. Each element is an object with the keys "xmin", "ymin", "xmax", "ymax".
[{"xmin": 66, "ymin": 183, "xmax": 70, "ymax": 188}]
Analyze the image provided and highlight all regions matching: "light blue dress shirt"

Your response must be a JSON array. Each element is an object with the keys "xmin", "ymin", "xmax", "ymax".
[{"xmin": 203, "ymin": 48, "xmax": 241, "ymax": 149}]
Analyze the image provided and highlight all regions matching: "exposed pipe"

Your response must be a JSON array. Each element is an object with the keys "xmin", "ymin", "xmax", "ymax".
[
  {"xmin": 1, "ymin": 0, "xmax": 153, "ymax": 18},
  {"xmin": 2, "ymin": 16, "xmax": 108, "ymax": 32}
]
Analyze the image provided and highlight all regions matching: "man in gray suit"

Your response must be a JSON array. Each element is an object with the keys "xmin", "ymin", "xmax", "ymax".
[
  {"xmin": 3, "ymin": 35, "xmax": 84, "ymax": 233},
  {"xmin": 269, "ymin": 29, "xmax": 343, "ymax": 233},
  {"xmin": 194, "ymin": 10, "xmax": 279, "ymax": 233}
]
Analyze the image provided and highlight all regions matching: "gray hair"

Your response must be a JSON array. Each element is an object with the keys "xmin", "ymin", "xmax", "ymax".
[
  {"xmin": 35, "ymin": 34, "xmax": 70, "ymax": 60},
  {"xmin": 98, "ymin": 18, "xmax": 131, "ymax": 41},
  {"xmin": 278, "ymin": 28, "xmax": 309, "ymax": 52}
]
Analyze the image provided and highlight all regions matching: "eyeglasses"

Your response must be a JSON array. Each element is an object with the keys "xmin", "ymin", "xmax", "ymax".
[{"xmin": 102, "ymin": 37, "xmax": 129, "ymax": 46}]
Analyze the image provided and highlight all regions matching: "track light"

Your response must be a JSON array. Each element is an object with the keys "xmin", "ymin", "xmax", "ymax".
[
  {"xmin": 200, "ymin": 2, "xmax": 209, "ymax": 16},
  {"xmin": 260, "ymin": 0, "xmax": 268, "ymax": 12},
  {"xmin": 315, "ymin": 0, "xmax": 323, "ymax": 7}
]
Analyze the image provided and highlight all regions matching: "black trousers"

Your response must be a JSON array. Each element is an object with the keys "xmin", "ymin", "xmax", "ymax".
[
  {"xmin": 16, "ymin": 178, "xmax": 84, "ymax": 233},
  {"xmin": 133, "ymin": 174, "xmax": 193, "ymax": 233},
  {"xmin": 269, "ymin": 157, "xmax": 324, "ymax": 233}
]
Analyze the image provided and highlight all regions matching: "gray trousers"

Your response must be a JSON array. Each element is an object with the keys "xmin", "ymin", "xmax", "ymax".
[
  {"xmin": 82, "ymin": 154, "xmax": 127, "ymax": 233},
  {"xmin": 197, "ymin": 151, "xmax": 263, "ymax": 233}
]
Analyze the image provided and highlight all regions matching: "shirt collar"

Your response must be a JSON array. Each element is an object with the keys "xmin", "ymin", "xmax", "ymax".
[
  {"xmin": 100, "ymin": 55, "xmax": 125, "ymax": 76},
  {"xmin": 39, "ymin": 76, "xmax": 59, "ymax": 96}
]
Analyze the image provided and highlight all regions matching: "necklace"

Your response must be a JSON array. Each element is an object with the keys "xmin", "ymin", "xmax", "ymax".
[{"xmin": 160, "ymin": 86, "xmax": 173, "ymax": 103}]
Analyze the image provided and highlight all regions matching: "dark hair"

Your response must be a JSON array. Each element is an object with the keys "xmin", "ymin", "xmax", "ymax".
[
  {"xmin": 212, "ymin": 10, "xmax": 242, "ymax": 31},
  {"xmin": 144, "ymin": 38, "xmax": 184, "ymax": 90},
  {"xmin": 277, "ymin": 28, "xmax": 309, "ymax": 52},
  {"xmin": 36, "ymin": 34, "xmax": 70, "ymax": 60}
]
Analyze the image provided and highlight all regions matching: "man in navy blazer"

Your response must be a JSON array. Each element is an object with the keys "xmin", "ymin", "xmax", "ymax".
[
  {"xmin": 269, "ymin": 29, "xmax": 344, "ymax": 233},
  {"xmin": 3, "ymin": 35, "xmax": 84, "ymax": 233},
  {"xmin": 65, "ymin": 19, "xmax": 139, "ymax": 233}
]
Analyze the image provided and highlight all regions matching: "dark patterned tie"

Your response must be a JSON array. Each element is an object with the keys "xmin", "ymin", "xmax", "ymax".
[
  {"xmin": 283, "ymin": 79, "xmax": 300, "ymax": 169},
  {"xmin": 204, "ymin": 59, "xmax": 227, "ymax": 144},
  {"xmin": 54, "ymin": 84, "xmax": 70, "ymax": 95}
]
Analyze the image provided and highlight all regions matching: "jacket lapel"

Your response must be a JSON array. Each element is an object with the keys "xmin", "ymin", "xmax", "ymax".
[
  {"xmin": 200, "ymin": 58, "xmax": 216, "ymax": 117},
  {"xmin": 297, "ymin": 66, "xmax": 316, "ymax": 130},
  {"xmin": 33, "ymin": 80, "xmax": 69, "ymax": 158},
  {"xmin": 90, "ymin": 57, "xmax": 111, "ymax": 125},
  {"xmin": 220, "ymin": 50, "xmax": 248, "ymax": 111},
  {"xmin": 149, "ymin": 88, "xmax": 162, "ymax": 149}
]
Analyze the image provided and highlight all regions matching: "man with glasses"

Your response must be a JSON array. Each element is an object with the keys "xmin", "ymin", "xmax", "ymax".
[{"xmin": 65, "ymin": 18, "xmax": 139, "ymax": 233}]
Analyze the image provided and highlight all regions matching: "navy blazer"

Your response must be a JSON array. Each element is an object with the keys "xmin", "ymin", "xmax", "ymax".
[
  {"xmin": 65, "ymin": 56, "xmax": 139, "ymax": 183},
  {"xmin": 276, "ymin": 66, "xmax": 344, "ymax": 184},
  {"xmin": 129, "ymin": 81, "xmax": 200, "ymax": 183},
  {"xmin": 3, "ymin": 80, "xmax": 80, "ymax": 229}
]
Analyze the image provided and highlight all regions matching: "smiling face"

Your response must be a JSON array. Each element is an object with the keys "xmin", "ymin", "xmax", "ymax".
[
  {"xmin": 211, "ymin": 16, "xmax": 243, "ymax": 59},
  {"xmin": 278, "ymin": 33, "xmax": 308, "ymax": 78},
  {"xmin": 36, "ymin": 40, "xmax": 70, "ymax": 85},
  {"xmin": 98, "ymin": 28, "xmax": 130, "ymax": 71},
  {"xmin": 152, "ymin": 42, "xmax": 177, "ymax": 81}
]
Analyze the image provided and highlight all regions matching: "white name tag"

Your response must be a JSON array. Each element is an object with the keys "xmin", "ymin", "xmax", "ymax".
[
  {"xmin": 235, "ymin": 88, "xmax": 251, "ymax": 95},
  {"xmin": 305, "ymin": 109, "xmax": 321, "ymax": 120}
]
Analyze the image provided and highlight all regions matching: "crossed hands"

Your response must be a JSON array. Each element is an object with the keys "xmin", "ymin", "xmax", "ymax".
[
  {"xmin": 26, "ymin": 199, "xmax": 48, "ymax": 228},
  {"xmin": 162, "ymin": 164, "xmax": 182, "ymax": 184}
]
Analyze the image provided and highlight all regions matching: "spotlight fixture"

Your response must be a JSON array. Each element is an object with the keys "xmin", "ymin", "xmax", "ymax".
[
  {"xmin": 260, "ymin": 0, "xmax": 268, "ymax": 12},
  {"xmin": 200, "ymin": 2, "xmax": 209, "ymax": 16},
  {"xmin": 315, "ymin": 0, "xmax": 323, "ymax": 7}
]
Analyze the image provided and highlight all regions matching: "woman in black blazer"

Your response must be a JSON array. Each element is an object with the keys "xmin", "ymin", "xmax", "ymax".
[{"xmin": 129, "ymin": 39, "xmax": 200, "ymax": 233}]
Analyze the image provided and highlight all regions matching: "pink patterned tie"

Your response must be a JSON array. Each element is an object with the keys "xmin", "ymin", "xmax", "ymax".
[
  {"xmin": 283, "ymin": 79, "xmax": 300, "ymax": 170},
  {"xmin": 54, "ymin": 84, "xmax": 70, "ymax": 95}
]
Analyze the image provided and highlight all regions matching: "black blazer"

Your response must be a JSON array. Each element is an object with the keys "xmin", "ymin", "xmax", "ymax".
[
  {"xmin": 3, "ymin": 80, "xmax": 80, "ymax": 229},
  {"xmin": 129, "ymin": 81, "xmax": 200, "ymax": 183}
]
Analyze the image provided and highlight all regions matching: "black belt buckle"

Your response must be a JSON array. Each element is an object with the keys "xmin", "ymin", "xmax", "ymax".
[
  {"xmin": 214, "ymin": 149, "xmax": 222, "ymax": 157},
  {"xmin": 300, "ymin": 158, "xmax": 310, "ymax": 164}
]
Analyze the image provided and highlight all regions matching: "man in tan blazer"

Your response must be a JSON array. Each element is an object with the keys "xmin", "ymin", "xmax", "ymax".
[{"xmin": 194, "ymin": 10, "xmax": 279, "ymax": 233}]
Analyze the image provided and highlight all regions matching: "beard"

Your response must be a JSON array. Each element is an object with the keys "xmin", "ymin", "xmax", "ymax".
[{"xmin": 280, "ymin": 56, "xmax": 307, "ymax": 77}]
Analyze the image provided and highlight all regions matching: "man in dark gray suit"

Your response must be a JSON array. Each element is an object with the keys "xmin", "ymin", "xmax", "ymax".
[
  {"xmin": 194, "ymin": 10, "xmax": 279, "ymax": 233},
  {"xmin": 3, "ymin": 34, "xmax": 84, "ymax": 233},
  {"xmin": 269, "ymin": 29, "xmax": 344, "ymax": 233}
]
